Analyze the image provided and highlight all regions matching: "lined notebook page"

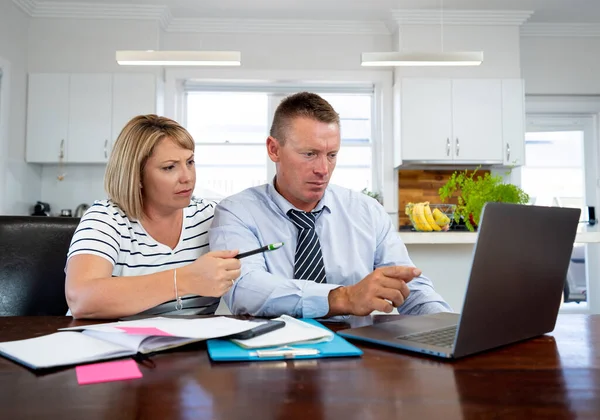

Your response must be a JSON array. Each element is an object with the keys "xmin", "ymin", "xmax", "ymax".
[
  {"xmin": 0, "ymin": 332, "xmax": 134, "ymax": 369},
  {"xmin": 232, "ymin": 315, "xmax": 334, "ymax": 349}
]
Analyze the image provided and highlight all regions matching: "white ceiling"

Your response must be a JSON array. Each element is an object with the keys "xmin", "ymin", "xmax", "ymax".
[{"xmin": 18, "ymin": 0, "xmax": 600, "ymax": 23}]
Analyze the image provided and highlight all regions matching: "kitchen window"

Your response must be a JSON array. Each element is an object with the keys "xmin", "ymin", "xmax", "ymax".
[{"xmin": 183, "ymin": 84, "xmax": 375, "ymax": 202}]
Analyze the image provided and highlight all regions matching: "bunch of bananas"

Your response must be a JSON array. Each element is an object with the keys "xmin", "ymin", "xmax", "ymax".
[{"xmin": 405, "ymin": 202, "xmax": 451, "ymax": 232}]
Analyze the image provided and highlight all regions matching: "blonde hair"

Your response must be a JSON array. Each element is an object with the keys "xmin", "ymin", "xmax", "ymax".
[
  {"xmin": 104, "ymin": 115, "xmax": 195, "ymax": 220},
  {"xmin": 270, "ymin": 92, "xmax": 340, "ymax": 145}
]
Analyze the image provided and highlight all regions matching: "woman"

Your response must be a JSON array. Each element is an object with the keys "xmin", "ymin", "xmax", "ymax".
[{"xmin": 65, "ymin": 115, "xmax": 240, "ymax": 319}]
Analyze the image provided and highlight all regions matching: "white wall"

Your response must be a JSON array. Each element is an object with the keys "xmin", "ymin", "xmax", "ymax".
[
  {"xmin": 28, "ymin": 18, "xmax": 391, "ymax": 76},
  {"xmin": 393, "ymin": 25, "xmax": 522, "ymax": 82},
  {"xmin": 521, "ymin": 37, "xmax": 600, "ymax": 95},
  {"xmin": 163, "ymin": 32, "xmax": 392, "ymax": 70},
  {"xmin": 0, "ymin": 1, "xmax": 41, "ymax": 215},
  {"xmin": 40, "ymin": 164, "xmax": 107, "ymax": 216},
  {"xmin": 28, "ymin": 19, "xmax": 164, "ymax": 73}
]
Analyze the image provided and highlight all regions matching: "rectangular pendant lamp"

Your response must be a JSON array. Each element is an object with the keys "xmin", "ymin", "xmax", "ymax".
[
  {"xmin": 361, "ymin": 51, "xmax": 483, "ymax": 67},
  {"xmin": 116, "ymin": 50, "xmax": 241, "ymax": 66}
]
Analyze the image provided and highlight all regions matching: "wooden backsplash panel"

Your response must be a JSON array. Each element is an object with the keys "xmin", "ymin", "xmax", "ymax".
[{"xmin": 398, "ymin": 169, "xmax": 490, "ymax": 227}]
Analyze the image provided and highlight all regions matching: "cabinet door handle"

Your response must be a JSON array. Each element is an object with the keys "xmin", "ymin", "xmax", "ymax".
[
  {"xmin": 59, "ymin": 139, "xmax": 64, "ymax": 159},
  {"xmin": 506, "ymin": 143, "xmax": 511, "ymax": 162},
  {"xmin": 446, "ymin": 138, "xmax": 450, "ymax": 156},
  {"xmin": 456, "ymin": 138, "xmax": 460, "ymax": 157},
  {"xmin": 104, "ymin": 139, "xmax": 108, "ymax": 159}
]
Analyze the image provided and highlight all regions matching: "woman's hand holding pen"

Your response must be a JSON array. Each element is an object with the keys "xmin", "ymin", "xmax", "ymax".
[
  {"xmin": 177, "ymin": 243, "xmax": 283, "ymax": 298},
  {"xmin": 327, "ymin": 266, "xmax": 421, "ymax": 317},
  {"xmin": 178, "ymin": 250, "xmax": 242, "ymax": 297}
]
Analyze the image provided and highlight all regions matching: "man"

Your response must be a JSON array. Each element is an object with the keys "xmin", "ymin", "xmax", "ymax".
[{"xmin": 209, "ymin": 92, "xmax": 451, "ymax": 318}]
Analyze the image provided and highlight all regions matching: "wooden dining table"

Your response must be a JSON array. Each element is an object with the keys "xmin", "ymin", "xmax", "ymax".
[{"xmin": 0, "ymin": 314, "xmax": 598, "ymax": 419}]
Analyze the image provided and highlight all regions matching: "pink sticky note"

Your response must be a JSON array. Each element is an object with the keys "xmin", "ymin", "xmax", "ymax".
[
  {"xmin": 116, "ymin": 327, "xmax": 173, "ymax": 336},
  {"xmin": 76, "ymin": 360, "xmax": 143, "ymax": 385}
]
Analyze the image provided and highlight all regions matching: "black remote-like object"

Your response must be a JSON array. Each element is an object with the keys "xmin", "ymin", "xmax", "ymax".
[{"xmin": 227, "ymin": 320, "xmax": 286, "ymax": 340}]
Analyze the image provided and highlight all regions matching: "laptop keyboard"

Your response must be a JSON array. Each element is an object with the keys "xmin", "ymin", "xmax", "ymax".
[{"xmin": 396, "ymin": 325, "xmax": 457, "ymax": 348}]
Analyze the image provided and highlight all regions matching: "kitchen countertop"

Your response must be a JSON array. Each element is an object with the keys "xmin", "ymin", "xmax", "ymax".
[{"xmin": 399, "ymin": 227, "xmax": 600, "ymax": 245}]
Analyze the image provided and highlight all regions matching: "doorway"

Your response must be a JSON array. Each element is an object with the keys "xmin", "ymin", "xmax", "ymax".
[{"xmin": 525, "ymin": 115, "xmax": 599, "ymax": 313}]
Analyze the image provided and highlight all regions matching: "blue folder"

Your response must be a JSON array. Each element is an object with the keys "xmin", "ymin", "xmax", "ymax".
[{"xmin": 207, "ymin": 319, "xmax": 363, "ymax": 362}]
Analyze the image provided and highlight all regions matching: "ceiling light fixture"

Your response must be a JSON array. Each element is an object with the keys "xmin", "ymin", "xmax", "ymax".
[
  {"xmin": 360, "ymin": 0, "xmax": 483, "ymax": 67},
  {"xmin": 361, "ymin": 51, "xmax": 483, "ymax": 66},
  {"xmin": 116, "ymin": 50, "xmax": 241, "ymax": 66}
]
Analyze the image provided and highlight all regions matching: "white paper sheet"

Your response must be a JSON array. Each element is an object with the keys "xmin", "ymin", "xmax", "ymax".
[{"xmin": 232, "ymin": 315, "xmax": 333, "ymax": 349}]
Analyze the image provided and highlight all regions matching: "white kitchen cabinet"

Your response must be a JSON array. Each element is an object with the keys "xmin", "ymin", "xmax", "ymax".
[
  {"xmin": 26, "ymin": 74, "xmax": 69, "ymax": 163},
  {"xmin": 452, "ymin": 79, "xmax": 503, "ymax": 162},
  {"xmin": 111, "ymin": 74, "xmax": 158, "ymax": 143},
  {"xmin": 398, "ymin": 78, "xmax": 510, "ymax": 165},
  {"xmin": 400, "ymin": 79, "xmax": 453, "ymax": 161},
  {"xmin": 26, "ymin": 73, "xmax": 159, "ymax": 164},
  {"xmin": 501, "ymin": 79, "xmax": 526, "ymax": 166},
  {"xmin": 68, "ymin": 74, "xmax": 112, "ymax": 163}
]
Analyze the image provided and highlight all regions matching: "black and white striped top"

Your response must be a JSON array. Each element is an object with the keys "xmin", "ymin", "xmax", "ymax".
[{"xmin": 67, "ymin": 198, "xmax": 219, "ymax": 314}]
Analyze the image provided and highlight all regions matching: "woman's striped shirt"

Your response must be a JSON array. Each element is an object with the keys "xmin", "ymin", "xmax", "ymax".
[{"xmin": 67, "ymin": 198, "xmax": 219, "ymax": 314}]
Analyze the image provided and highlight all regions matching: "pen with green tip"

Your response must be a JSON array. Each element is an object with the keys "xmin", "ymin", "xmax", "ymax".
[{"xmin": 235, "ymin": 242, "xmax": 284, "ymax": 259}]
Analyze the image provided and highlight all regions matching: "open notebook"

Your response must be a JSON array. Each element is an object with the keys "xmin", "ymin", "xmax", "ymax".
[{"xmin": 0, "ymin": 317, "xmax": 262, "ymax": 370}]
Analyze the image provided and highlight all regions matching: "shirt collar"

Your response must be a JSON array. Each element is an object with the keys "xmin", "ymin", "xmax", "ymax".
[{"xmin": 267, "ymin": 176, "xmax": 332, "ymax": 216}]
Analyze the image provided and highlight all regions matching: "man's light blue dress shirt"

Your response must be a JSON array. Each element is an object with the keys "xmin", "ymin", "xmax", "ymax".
[{"xmin": 209, "ymin": 182, "xmax": 452, "ymax": 318}]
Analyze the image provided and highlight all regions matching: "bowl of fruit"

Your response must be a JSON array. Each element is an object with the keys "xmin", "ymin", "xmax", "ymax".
[{"xmin": 405, "ymin": 202, "xmax": 456, "ymax": 232}]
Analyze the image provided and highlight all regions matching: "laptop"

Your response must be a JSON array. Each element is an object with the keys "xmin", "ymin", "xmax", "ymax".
[{"xmin": 338, "ymin": 202, "xmax": 580, "ymax": 359}]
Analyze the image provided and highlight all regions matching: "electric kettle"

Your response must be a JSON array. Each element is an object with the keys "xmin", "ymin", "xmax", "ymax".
[{"xmin": 74, "ymin": 203, "xmax": 90, "ymax": 218}]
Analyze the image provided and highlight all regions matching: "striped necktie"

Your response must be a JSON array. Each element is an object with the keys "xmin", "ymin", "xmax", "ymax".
[{"xmin": 287, "ymin": 209, "xmax": 327, "ymax": 283}]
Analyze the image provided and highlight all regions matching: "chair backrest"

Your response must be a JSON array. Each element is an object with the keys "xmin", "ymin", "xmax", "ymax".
[{"xmin": 0, "ymin": 216, "xmax": 79, "ymax": 316}]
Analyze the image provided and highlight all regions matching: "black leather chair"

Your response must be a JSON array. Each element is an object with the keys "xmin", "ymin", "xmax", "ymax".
[{"xmin": 0, "ymin": 216, "xmax": 79, "ymax": 316}]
